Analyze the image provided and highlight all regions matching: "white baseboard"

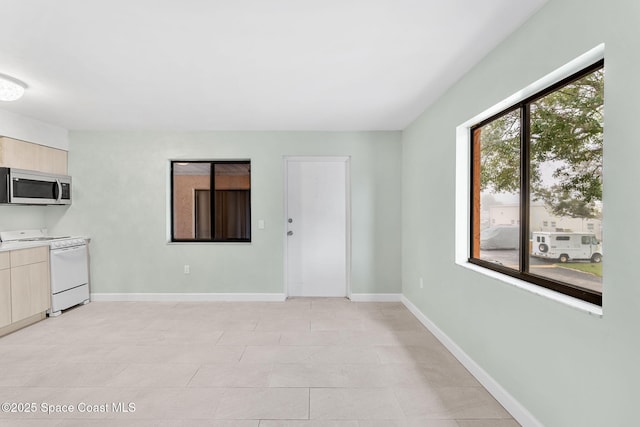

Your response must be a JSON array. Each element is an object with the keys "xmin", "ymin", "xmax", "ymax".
[
  {"xmin": 401, "ymin": 295, "xmax": 543, "ymax": 427},
  {"xmin": 91, "ymin": 293, "xmax": 287, "ymax": 302},
  {"xmin": 91, "ymin": 293, "xmax": 402, "ymax": 303},
  {"xmin": 349, "ymin": 293, "xmax": 403, "ymax": 302}
]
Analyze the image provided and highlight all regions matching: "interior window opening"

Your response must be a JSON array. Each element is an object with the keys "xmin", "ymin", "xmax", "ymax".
[{"xmin": 171, "ymin": 160, "xmax": 251, "ymax": 242}]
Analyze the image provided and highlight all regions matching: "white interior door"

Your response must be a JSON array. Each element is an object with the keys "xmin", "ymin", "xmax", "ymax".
[{"xmin": 285, "ymin": 157, "xmax": 349, "ymax": 297}]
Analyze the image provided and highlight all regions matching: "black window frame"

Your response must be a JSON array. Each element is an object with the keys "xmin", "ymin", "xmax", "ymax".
[
  {"xmin": 170, "ymin": 160, "xmax": 252, "ymax": 243},
  {"xmin": 469, "ymin": 59, "xmax": 604, "ymax": 306}
]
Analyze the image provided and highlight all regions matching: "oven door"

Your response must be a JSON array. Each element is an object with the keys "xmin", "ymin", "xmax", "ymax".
[{"xmin": 50, "ymin": 245, "xmax": 89, "ymax": 294}]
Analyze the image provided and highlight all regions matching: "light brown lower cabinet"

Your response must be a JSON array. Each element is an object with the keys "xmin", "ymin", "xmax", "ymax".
[
  {"xmin": 0, "ymin": 247, "xmax": 51, "ymax": 336},
  {"xmin": 10, "ymin": 261, "xmax": 49, "ymax": 323},
  {"xmin": 0, "ymin": 269, "xmax": 11, "ymax": 328}
]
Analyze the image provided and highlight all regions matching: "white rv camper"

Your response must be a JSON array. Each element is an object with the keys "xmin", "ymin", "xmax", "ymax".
[{"xmin": 530, "ymin": 232, "xmax": 602, "ymax": 263}]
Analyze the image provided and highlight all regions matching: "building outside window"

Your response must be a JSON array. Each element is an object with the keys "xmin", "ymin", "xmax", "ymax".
[{"xmin": 171, "ymin": 161, "xmax": 251, "ymax": 242}]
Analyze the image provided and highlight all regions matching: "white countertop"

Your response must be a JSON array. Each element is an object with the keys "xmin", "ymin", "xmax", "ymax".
[{"xmin": 0, "ymin": 237, "xmax": 90, "ymax": 253}]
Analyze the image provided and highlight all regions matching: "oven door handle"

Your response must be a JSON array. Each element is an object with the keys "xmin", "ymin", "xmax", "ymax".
[
  {"xmin": 53, "ymin": 246, "xmax": 79, "ymax": 253},
  {"xmin": 51, "ymin": 244, "xmax": 86, "ymax": 254}
]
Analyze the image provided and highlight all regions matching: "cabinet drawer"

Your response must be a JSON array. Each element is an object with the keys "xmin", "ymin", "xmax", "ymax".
[
  {"xmin": 10, "ymin": 247, "xmax": 49, "ymax": 268},
  {"xmin": 0, "ymin": 252, "xmax": 9, "ymax": 270}
]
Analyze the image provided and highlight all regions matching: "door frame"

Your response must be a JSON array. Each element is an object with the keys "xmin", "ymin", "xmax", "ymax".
[{"xmin": 283, "ymin": 156, "xmax": 352, "ymax": 298}]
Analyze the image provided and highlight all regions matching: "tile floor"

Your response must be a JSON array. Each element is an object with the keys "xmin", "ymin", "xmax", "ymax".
[{"xmin": 0, "ymin": 299, "xmax": 520, "ymax": 426}]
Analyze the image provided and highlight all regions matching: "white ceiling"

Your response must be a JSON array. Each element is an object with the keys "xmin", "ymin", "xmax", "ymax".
[{"xmin": 0, "ymin": 0, "xmax": 546, "ymax": 131}]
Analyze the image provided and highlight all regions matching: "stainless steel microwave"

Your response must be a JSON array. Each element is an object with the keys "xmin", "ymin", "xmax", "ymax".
[{"xmin": 0, "ymin": 167, "xmax": 71, "ymax": 205}]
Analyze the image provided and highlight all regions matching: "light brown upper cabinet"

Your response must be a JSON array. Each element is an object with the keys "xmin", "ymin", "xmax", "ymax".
[{"xmin": 0, "ymin": 136, "xmax": 68, "ymax": 175}]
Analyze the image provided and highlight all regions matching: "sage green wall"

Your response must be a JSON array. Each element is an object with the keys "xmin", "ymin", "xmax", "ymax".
[
  {"xmin": 0, "ymin": 206, "xmax": 47, "ymax": 232},
  {"xmin": 402, "ymin": 0, "xmax": 638, "ymax": 426},
  {"xmin": 46, "ymin": 131, "xmax": 401, "ymax": 295}
]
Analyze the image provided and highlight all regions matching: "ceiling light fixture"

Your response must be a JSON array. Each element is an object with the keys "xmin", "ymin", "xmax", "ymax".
[{"xmin": 0, "ymin": 74, "xmax": 26, "ymax": 101}]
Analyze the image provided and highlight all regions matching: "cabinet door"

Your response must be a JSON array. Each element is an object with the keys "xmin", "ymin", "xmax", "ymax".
[
  {"xmin": 11, "ymin": 262, "xmax": 50, "ymax": 322},
  {"xmin": 0, "ymin": 137, "xmax": 38, "ymax": 170},
  {"xmin": 49, "ymin": 148, "xmax": 68, "ymax": 175},
  {"xmin": 34, "ymin": 143, "xmax": 68, "ymax": 175},
  {"xmin": 0, "ymin": 269, "xmax": 10, "ymax": 328}
]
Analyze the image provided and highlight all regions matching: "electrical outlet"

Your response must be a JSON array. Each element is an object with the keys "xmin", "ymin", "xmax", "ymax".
[
  {"xmin": 419, "ymin": 277, "xmax": 424, "ymax": 289},
  {"xmin": 184, "ymin": 264, "xmax": 190, "ymax": 274}
]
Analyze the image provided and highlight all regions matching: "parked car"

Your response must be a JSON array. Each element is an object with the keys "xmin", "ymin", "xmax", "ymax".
[
  {"xmin": 530, "ymin": 232, "xmax": 602, "ymax": 263},
  {"xmin": 480, "ymin": 226, "xmax": 519, "ymax": 250}
]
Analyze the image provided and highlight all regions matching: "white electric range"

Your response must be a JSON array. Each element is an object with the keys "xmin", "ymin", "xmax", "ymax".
[{"xmin": 0, "ymin": 229, "xmax": 90, "ymax": 316}]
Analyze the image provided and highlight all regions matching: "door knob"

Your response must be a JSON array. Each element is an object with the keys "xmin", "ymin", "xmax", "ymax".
[
  {"xmin": 288, "ymin": 218, "xmax": 293, "ymax": 223},
  {"xmin": 287, "ymin": 231, "xmax": 294, "ymax": 236}
]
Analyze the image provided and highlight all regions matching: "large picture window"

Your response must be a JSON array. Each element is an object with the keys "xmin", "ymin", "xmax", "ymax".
[
  {"xmin": 171, "ymin": 161, "xmax": 251, "ymax": 242},
  {"xmin": 470, "ymin": 60, "xmax": 604, "ymax": 305}
]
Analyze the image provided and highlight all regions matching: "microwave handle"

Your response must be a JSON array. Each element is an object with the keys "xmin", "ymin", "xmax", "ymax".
[{"xmin": 54, "ymin": 179, "xmax": 62, "ymax": 202}]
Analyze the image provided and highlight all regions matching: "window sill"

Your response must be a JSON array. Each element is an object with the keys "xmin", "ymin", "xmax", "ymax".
[
  {"xmin": 456, "ymin": 260, "xmax": 603, "ymax": 317},
  {"xmin": 166, "ymin": 241, "xmax": 252, "ymax": 246}
]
